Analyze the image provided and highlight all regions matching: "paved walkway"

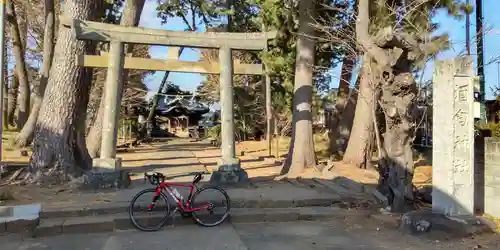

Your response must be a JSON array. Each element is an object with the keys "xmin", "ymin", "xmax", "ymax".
[
  {"xmin": 1, "ymin": 138, "xmax": 379, "ymax": 241},
  {"xmin": 119, "ymin": 138, "xmax": 284, "ymax": 181},
  {"xmin": 39, "ymin": 180, "xmax": 345, "ymax": 216},
  {"xmin": 3, "ymin": 139, "xmax": 375, "ymax": 214},
  {"xmin": 2, "ymin": 220, "xmax": 498, "ymax": 250}
]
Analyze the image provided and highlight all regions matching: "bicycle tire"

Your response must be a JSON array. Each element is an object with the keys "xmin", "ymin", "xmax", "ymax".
[
  {"xmin": 129, "ymin": 188, "xmax": 171, "ymax": 232},
  {"xmin": 190, "ymin": 185, "xmax": 230, "ymax": 227}
]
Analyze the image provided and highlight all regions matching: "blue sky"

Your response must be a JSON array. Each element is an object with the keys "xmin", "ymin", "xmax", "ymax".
[
  {"xmin": 139, "ymin": 0, "xmax": 206, "ymax": 98},
  {"xmin": 138, "ymin": 0, "xmax": 500, "ymax": 100},
  {"xmin": 422, "ymin": 0, "xmax": 500, "ymax": 99}
]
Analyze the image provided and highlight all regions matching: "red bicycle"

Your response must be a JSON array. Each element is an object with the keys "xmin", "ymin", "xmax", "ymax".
[{"xmin": 129, "ymin": 171, "xmax": 230, "ymax": 231}]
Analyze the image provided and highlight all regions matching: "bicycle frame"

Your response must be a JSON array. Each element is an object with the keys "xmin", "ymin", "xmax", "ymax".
[{"xmin": 150, "ymin": 181, "xmax": 211, "ymax": 213}]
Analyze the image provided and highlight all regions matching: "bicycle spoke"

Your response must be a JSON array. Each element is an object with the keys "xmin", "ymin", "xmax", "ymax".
[
  {"xmin": 191, "ymin": 186, "xmax": 230, "ymax": 227},
  {"xmin": 129, "ymin": 188, "xmax": 171, "ymax": 232}
]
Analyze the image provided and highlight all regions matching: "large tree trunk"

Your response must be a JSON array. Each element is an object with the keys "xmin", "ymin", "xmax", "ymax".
[
  {"xmin": 379, "ymin": 72, "xmax": 417, "ymax": 212},
  {"xmin": 354, "ymin": 0, "xmax": 418, "ymax": 212},
  {"xmin": 2, "ymin": 35, "xmax": 7, "ymax": 129},
  {"xmin": 86, "ymin": 92, "xmax": 105, "ymax": 158},
  {"xmin": 280, "ymin": 0, "xmax": 316, "ymax": 176},
  {"xmin": 342, "ymin": 59, "xmax": 375, "ymax": 167},
  {"xmin": 6, "ymin": 0, "xmax": 30, "ymax": 129},
  {"xmin": 328, "ymin": 55, "xmax": 358, "ymax": 157},
  {"xmin": 6, "ymin": 75, "xmax": 18, "ymax": 127},
  {"xmin": 16, "ymin": 0, "xmax": 56, "ymax": 147},
  {"xmin": 328, "ymin": 4, "xmax": 358, "ymax": 157},
  {"xmin": 5, "ymin": 1, "xmax": 27, "ymax": 128},
  {"xmin": 28, "ymin": 0, "xmax": 102, "ymax": 182},
  {"xmin": 86, "ymin": 0, "xmax": 146, "ymax": 158}
]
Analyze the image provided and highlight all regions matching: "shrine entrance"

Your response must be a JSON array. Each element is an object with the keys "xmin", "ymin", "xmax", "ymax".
[{"xmin": 63, "ymin": 18, "xmax": 275, "ymax": 185}]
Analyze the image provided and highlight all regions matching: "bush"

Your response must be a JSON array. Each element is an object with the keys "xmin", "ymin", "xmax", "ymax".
[
  {"xmin": 476, "ymin": 123, "xmax": 500, "ymax": 138},
  {"xmin": 207, "ymin": 124, "xmax": 221, "ymax": 141}
]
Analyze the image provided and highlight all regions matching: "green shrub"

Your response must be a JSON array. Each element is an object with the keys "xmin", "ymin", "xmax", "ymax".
[
  {"xmin": 207, "ymin": 124, "xmax": 221, "ymax": 141},
  {"xmin": 477, "ymin": 122, "xmax": 500, "ymax": 138}
]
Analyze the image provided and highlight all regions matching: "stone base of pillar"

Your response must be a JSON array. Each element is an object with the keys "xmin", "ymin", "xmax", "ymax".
[
  {"xmin": 209, "ymin": 157, "xmax": 249, "ymax": 186},
  {"xmin": 80, "ymin": 158, "xmax": 131, "ymax": 190},
  {"xmin": 399, "ymin": 209, "xmax": 491, "ymax": 238}
]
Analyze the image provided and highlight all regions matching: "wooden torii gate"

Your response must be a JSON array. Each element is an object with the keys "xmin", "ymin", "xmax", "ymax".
[{"xmin": 62, "ymin": 18, "xmax": 275, "ymax": 185}]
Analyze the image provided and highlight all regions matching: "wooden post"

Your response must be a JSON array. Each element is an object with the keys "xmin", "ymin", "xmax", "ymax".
[
  {"xmin": 262, "ymin": 23, "xmax": 272, "ymax": 157},
  {"xmin": 100, "ymin": 41, "xmax": 125, "ymax": 160},
  {"xmin": 128, "ymin": 119, "xmax": 132, "ymax": 141},
  {"xmin": 265, "ymin": 75, "xmax": 272, "ymax": 156},
  {"xmin": 121, "ymin": 120, "xmax": 125, "ymax": 144}
]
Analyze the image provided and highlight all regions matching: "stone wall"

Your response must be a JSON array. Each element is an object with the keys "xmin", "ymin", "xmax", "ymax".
[{"xmin": 482, "ymin": 137, "xmax": 500, "ymax": 218}]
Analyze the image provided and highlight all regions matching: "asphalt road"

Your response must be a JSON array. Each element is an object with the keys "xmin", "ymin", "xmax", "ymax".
[{"xmin": 1, "ymin": 220, "xmax": 499, "ymax": 250}]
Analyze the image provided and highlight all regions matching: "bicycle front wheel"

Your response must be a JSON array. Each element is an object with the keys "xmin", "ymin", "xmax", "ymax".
[
  {"xmin": 129, "ymin": 188, "xmax": 171, "ymax": 232},
  {"xmin": 190, "ymin": 186, "xmax": 230, "ymax": 227}
]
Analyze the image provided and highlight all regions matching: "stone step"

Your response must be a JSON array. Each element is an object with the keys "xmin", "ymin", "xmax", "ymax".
[
  {"xmin": 284, "ymin": 178, "xmax": 312, "ymax": 189},
  {"xmin": 295, "ymin": 178, "xmax": 344, "ymax": 195},
  {"xmin": 295, "ymin": 177, "xmax": 320, "ymax": 189},
  {"xmin": 312, "ymin": 178, "xmax": 359, "ymax": 196},
  {"xmin": 0, "ymin": 204, "xmax": 41, "ymax": 235},
  {"xmin": 39, "ymin": 196, "xmax": 337, "ymax": 219},
  {"xmin": 32, "ymin": 206, "xmax": 372, "ymax": 238},
  {"xmin": 331, "ymin": 177, "xmax": 367, "ymax": 193}
]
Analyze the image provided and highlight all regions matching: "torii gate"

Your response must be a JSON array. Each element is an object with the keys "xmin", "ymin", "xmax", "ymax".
[{"xmin": 62, "ymin": 18, "xmax": 275, "ymax": 186}]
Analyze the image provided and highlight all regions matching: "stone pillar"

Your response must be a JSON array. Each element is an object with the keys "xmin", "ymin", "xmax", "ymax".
[
  {"xmin": 210, "ymin": 46, "xmax": 248, "ymax": 185},
  {"xmin": 94, "ymin": 41, "xmax": 125, "ymax": 171},
  {"xmin": 432, "ymin": 57, "xmax": 475, "ymax": 216}
]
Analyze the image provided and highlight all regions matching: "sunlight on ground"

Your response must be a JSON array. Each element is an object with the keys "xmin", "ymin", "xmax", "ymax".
[{"xmin": 0, "ymin": 131, "xmax": 433, "ymax": 187}]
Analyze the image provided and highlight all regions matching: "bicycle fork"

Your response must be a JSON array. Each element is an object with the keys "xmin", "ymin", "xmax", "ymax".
[{"xmin": 147, "ymin": 188, "xmax": 162, "ymax": 211}]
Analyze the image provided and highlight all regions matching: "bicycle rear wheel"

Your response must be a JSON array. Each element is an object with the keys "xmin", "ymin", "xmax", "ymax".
[
  {"xmin": 129, "ymin": 188, "xmax": 171, "ymax": 232},
  {"xmin": 190, "ymin": 186, "xmax": 230, "ymax": 227}
]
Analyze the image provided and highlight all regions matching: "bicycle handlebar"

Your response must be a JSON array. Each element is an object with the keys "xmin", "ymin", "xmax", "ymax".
[
  {"xmin": 144, "ymin": 171, "xmax": 165, "ymax": 185},
  {"xmin": 144, "ymin": 171, "xmax": 207, "ymax": 186}
]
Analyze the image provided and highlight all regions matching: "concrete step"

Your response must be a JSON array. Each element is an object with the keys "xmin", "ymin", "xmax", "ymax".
[
  {"xmin": 294, "ymin": 178, "xmax": 317, "ymax": 189},
  {"xmin": 311, "ymin": 178, "xmax": 373, "ymax": 201},
  {"xmin": 284, "ymin": 178, "xmax": 312, "ymax": 189},
  {"xmin": 312, "ymin": 178, "xmax": 353, "ymax": 195},
  {"xmin": 32, "ymin": 206, "xmax": 372, "ymax": 238},
  {"xmin": 39, "ymin": 196, "xmax": 337, "ymax": 219}
]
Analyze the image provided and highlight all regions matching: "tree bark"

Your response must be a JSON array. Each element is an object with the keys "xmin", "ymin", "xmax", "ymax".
[
  {"xmin": 2, "ymin": 34, "xmax": 8, "ymax": 129},
  {"xmin": 379, "ymin": 72, "xmax": 417, "ymax": 212},
  {"xmin": 16, "ymin": 0, "xmax": 56, "ymax": 147},
  {"xmin": 6, "ymin": 0, "xmax": 30, "ymax": 129},
  {"xmin": 86, "ymin": 0, "xmax": 146, "ymax": 158},
  {"xmin": 280, "ymin": 0, "xmax": 316, "ymax": 176},
  {"xmin": 5, "ymin": 1, "xmax": 27, "ymax": 128},
  {"xmin": 354, "ymin": 0, "xmax": 418, "ymax": 212},
  {"xmin": 342, "ymin": 59, "xmax": 375, "ymax": 167},
  {"xmin": 29, "ymin": 0, "xmax": 102, "ymax": 181},
  {"xmin": 6, "ymin": 74, "xmax": 18, "ymax": 127},
  {"xmin": 86, "ymin": 90, "xmax": 104, "ymax": 158},
  {"xmin": 328, "ymin": 55, "xmax": 358, "ymax": 156}
]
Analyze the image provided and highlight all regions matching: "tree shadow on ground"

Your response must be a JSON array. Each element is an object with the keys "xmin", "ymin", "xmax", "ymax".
[
  {"xmin": 121, "ymin": 155, "xmax": 220, "ymax": 163},
  {"xmin": 125, "ymin": 157, "xmax": 279, "ymax": 174}
]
